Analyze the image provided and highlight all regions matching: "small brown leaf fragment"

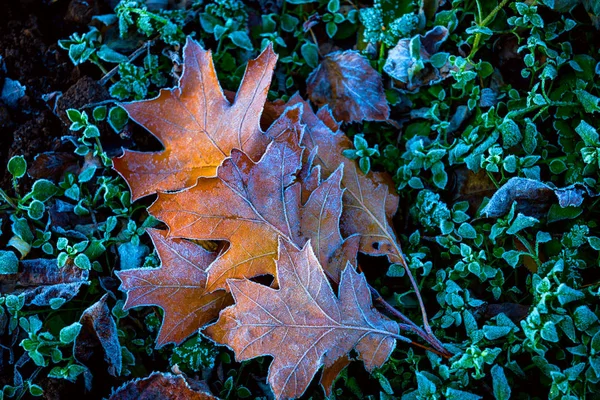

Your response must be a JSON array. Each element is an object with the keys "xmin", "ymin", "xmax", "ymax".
[
  {"xmin": 109, "ymin": 372, "xmax": 217, "ymax": 400},
  {"xmin": 307, "ymin": 50, "xmax": 390, "ymax": 123},
  {"xmin": 74, "ymin": 294, "xmax": 122, "ymax": 376},
  {"xmin": 113, "ymin": 37, "xmax": 276, "ymax": 200},
  {"xmin": 204, "ymin": 239, "xmax": 401, "ymax": 400},
  {"xmin": 116, "ymin": 229, "xmax": 231, "ymax": 347},
  {"xmin": 28, "ymin": 152, "xmax": 79, "ymax": 180},
  {"xmin": 320, "ymin": 356, "xmax": 350, "ymax": 396}
]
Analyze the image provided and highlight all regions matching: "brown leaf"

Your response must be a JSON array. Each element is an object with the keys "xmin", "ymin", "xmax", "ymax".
[
  {"xmin": 109, "ymin": 372, "xmax": 217, "ymax": 400},
  {"xmin": 113, "ymin": 37, "xmax": 276, "ymax": 200},
  {"xmin": 204, "ymin": 239, "xmax": 402, "ymax": 400},
  {"xmin": 116, "ymin": 229, "xmax": 231, "ymax": 347},
  {"xmin": 320, "ymin": 355, "xmax": 350, "ymax": 396},
  {"xmin": 150, "ymin": 106, "xmax": 354, "ymax": 290},
  {"xmin": 307, "ymin": 50, "xmax": 389, "ymax": 123},
  {"xmin": 286, "ymin": 95, "xmax": 403, "ymax": 263},
  {"xmin": 28, "ymin": 152, "xmax": 79, "ymax": 180},
  {"xmin": 0, "ymin": 258, "xmax": 89, "ymax": 307},
  {"xmin": 74, "ymin": 294, "xmax": 122, "ymax": 377}
]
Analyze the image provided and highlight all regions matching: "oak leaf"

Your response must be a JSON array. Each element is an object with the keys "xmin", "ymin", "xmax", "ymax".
[
  {"xmin": 116, "ymin": 229, "xmax": 231, "ymax": 347},
  {"xmin": 286, "ymin": 95, "xmax": 403, "ymax": 263},
  {"xmin": 113, "ymin": 37, "xmax": 276, "ymax": 200},
  {"xmin": 204, "ymin": 239, "xmax": 403, "ymax": 400},
  {"xmin": 307, "ymin": 50, "xmax": 389, "ymax": 123},
  {"xmin": 109, "ymin": 372, "xmax": 217, "ymax": 400},
  {"xmin": 149, "ymin": 106, "xmax": 355, "ymax": 290}
]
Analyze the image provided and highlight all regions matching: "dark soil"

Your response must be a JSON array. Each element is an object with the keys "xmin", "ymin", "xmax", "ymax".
[{"xmin": 0, "ymin": 0, "xmax": 114, "ymax": 189}]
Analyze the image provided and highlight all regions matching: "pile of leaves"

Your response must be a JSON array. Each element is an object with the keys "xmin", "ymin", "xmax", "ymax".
[{"xmin": 1, "ymin": 0, "xmax": 600, "ymax": 399}]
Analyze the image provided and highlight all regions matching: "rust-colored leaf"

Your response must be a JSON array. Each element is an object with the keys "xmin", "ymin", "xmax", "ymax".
[
  {"xmin": 113, "ymin": 37, "xmax": 276, "ymax": 200},
  {"xmin": 150, "ymin": 106, "xmax": 354, "ymax": 290},
  {"xmin": 204, "ymin": 239, "xmax": 402, "ymax": 400},
  {"xmin": 287, "ymin": 95, "xmax": 403, "ymax": 263},
  {"xmin": 116, "ymin": 229, "xmax": 231, "ymax": 346},
  {"xmin": 307, "ymin": 50, "xmax": 389, "ymax": 123},
  {"xmin": 109, "ymin": 372, "xmax": 217, "ymax": 400}
]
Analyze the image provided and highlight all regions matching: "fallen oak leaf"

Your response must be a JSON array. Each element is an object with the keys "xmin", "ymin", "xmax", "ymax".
[
  {"xmin": 287, "ymin": 95, "xmax": 401, "ymax": 262},
  {"xmin": 285, "ymin": 95, "xmax": 440, "ymax": 338},
  {"xmin": 150, "ymin": 107, "xmax": 305, "ymax": 291},
  {"xmin": 116, "ymin": 229, "xmax": 231, "ymax": 347},
  {"xmin": 150, "ymin": 106, "xmax": 356, "ymax": 291},
  {"xmin": 307, "ymin": 50, "xmax": 389, "ymax": 123},
  {"xmin": 109, "ymin": 371, "xmax": 217, "ymax": 400},
  {"xmin": 204, "ymin": 239, "xmax": 407, "ymax": 400},
  {"xmin": 113, "ymin": 37, "xmax": 276, "ymax": 200}
]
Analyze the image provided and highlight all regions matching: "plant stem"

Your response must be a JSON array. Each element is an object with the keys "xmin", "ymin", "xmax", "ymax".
[
  {"xmin": 468, "ymin": 0, "xmax": 513, "ymax": 60},
  {"xmin": 370, "ymin": 286, "xmax": 451, "ymax": 358}
]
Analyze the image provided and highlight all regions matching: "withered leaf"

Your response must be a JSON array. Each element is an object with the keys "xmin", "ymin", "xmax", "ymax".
[
  {"xmin": 150, "ymin": 106, "xmax": 353, "ymax": 290},
  {"xmin": 116, "ymin": 229, "xmax": 231, "ymax": 347},
  {"xmin": 383, "ymin": 26, "xmax": 453, "ymax": 92},
  {"xmin": 113, "ymin": 37, "xmax": 276, "ymax": 200},
  {"xmin": 109, "ymin": 372, "xmax": 217, "ymax": 400},
  {"xmin": 307, "ymin": 50, "xmax": 389, "ymax": 123},
  {"xmin": 482, "ymin": 177, "xmax": 595, "ymax": 219},
  {"xmin": 0, "ymin": 258, "xmax": 89, "ymax": 307},
  {"xmin": 204, "ymin": 239, "xmax": 402, "ymax": 400},
  {"xmin": 74, "ymin": 294, "xmax": 122, "ymax": 377},
  {"xmin": 287, "ymin": 96, "xmax": 403, "ymax": 263}
]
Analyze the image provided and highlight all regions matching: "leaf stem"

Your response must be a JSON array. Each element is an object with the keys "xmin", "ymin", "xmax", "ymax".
[{"xmin": 370, "ymin": 286, "xmax": 451, "ymax": 358}]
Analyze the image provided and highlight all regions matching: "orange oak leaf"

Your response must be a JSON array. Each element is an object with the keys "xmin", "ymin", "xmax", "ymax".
[
  {"xmin": 149, "ymin": 107, "xmax": 304, "ymax": 291},
  {"xmin": 204, "ymin": 239, "xmax": 404, "ymax": 400},
  {"xmin": 306, "ymin": 50, "xmax": 390, "ymax": 123},
  {"xmin": 116, "ymin": 229, "xmax": 231, "ymax": 347},
  {"xmin": 149, "ymin": 106, "xmax": 356, "ymax": 290},
  {"xmin": 113, "ymin": 37, "xmax": 276, "ymax": 200}
]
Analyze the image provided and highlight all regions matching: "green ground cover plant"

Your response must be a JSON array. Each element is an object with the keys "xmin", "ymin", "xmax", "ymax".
[{"xmin": 1, "ymin": 0, "xmax": 600, "ymax": 398}]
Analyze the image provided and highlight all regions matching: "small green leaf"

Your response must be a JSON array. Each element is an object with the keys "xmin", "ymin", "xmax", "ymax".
[
  {"xmin": 575, "ymin": 89, "xmax": 600, "ymax": 113},
  {"xmin": 83, "ymin": 125, "xmax": 100, "ymax": 139},
  {"xmin": 507, "ymin": 213, "xmax": 538, "ymax": 235},
  {"xmin": 491, "ymin": 365, "xmax": 511, "ymax": 400},
  {"xmin": 108, "ymin": 106, "xmax": 129, "ymax": 133},
  {"xmin": 31, "ymin": 179, "xmax": 58, "ymax": 202},
  {"xmin": 59, "ymin": 322, "xmax": 82, "ymax": 344},
  {"xmin": 8, "ymin": 156, "xmax": 27, "ymax": 179},
  {"xmin": 230, "ymin": 31, "xmax": 253, "ymax": 51},
  {"xmin": 0, "ymin": 251, "xmax": 18, "ymax": 274},
  {"xmin": 74, "ymin": 253, "xmax": 91, "ymax": 270},
  {"xmin": 301, "ymin": 41, "xmax": 319, "ymax": 69},
  {"xmin": 27, "ymin": 200, "xmax": 45, "ymax": 220},
  {"xmin": 575, "ymin": 120, "xmax": 599, "ymax": 146}
]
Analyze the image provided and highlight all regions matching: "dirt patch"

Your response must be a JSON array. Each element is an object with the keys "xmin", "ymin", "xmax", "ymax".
[{"xmin": 0, "ymin": 1, "xmax": 114, "ymax": 188}]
